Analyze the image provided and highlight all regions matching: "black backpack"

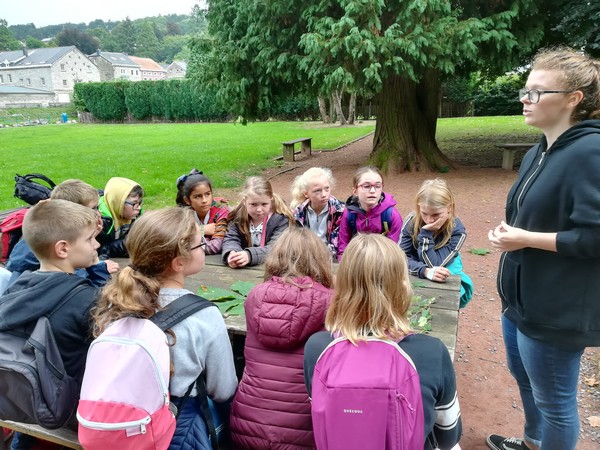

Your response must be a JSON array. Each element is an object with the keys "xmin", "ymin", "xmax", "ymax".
[
  {"xmin": 14, "ymin": 173, "xmax": 56, "ymax": 206},
  {"xmin": 0, "ymin": 286, "xmax": 83, "ymax": 429}
]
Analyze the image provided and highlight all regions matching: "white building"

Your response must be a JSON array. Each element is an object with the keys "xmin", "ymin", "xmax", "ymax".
[
  {"xmin": 87, "ymin": 50, "xmax": 142, "ymax": 81},
  {"xmin": 0, "ymin": 46, "xmax": 101, "ymax": 105}
]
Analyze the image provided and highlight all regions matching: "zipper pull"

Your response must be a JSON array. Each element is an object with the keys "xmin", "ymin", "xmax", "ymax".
[
  {"xmin": 538, "ymin": 152, "xmax": 546, "ymax": 166},
  {"xmin": 140, "ymin": 423, "xmax": 147, "ymax": 434}
]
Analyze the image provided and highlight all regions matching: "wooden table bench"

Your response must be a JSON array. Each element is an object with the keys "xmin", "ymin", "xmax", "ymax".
[
  {"xmin": 196, "ymin": 255, "xmax": 461, "ymax": 360},
  {"xmin": 495, "ymin": 143, "xmax": 536, "ymax": 170},
  {"xmin": 0, "ymin": 420, "xmax": 81, "ymax": 450},
  {"xmin": 282, "ymin": 137, "xmax": 312, "ymax": 162}
]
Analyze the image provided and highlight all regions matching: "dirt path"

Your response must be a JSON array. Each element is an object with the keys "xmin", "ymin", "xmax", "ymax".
[{"xmin": 262, "ymin": 134, "xmax": 599, "ymax": 449}]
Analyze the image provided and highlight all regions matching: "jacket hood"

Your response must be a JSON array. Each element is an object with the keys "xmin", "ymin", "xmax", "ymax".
[
  {"xmin": 248, "ymin": 277, "xmax": 331, "ymax": 350},
  {"xmin": 0, "ymin": 271, "xmax": 90, "ymax": 330},
  {"xmin": 346, "ymin": 191, "xmax": 397, "ymax": 215},
  {"xmin": 541, "ymin": 119, "xmax": 600, "ymax": 151},
  {"xmin": 102, "ymin": 177, "xmax": 140, "ymax": 231}
]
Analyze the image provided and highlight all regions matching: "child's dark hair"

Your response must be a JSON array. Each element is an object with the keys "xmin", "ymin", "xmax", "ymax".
[{"xmin": 175, "ymin": 170, "xmax": 213, "ymax": 207}]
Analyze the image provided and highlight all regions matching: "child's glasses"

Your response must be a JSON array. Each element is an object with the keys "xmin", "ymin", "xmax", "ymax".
[
  {"xmin": 357, "ymin": 183, "xmax": 383, "ymax": 192},
  {"xmin": 190, "ymin": 237, "xmax": 207, "ymax": 252},
  {"xmin": 124, "ymin": 200, "xmax": 143, "ymax": 209}
]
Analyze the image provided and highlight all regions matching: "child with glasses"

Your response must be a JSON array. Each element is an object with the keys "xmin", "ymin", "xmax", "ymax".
[
  {"xmin": 400, "ymin": 178, "xmax": 473, "ymax": 308},
  {"xmin": 97, "ymin": 177, "xmax": 144, "ymax": 259},
  {"xmin": 290, "ymin": 167, "xmax": 345, "ymax": 260},
  {"xmin": 336, "ymin": 166, "xmax": 403, "ymax": 260},
  {"xmin": 91, "ymin": 207, "xmax": 237, "ymax": 449},
  {"xmin": 176, "ymin": 169, "xmax": 229, "ymax": 255}
]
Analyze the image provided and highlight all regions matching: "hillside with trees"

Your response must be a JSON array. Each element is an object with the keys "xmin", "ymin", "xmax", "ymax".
[{"xmin": 2, "ymin": 4, "xmax": 206, "ymax": 63}]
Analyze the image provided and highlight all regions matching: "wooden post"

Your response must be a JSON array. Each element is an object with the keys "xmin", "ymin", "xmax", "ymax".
[
  {"xmin": 300, "ymin": 138, "xmax": 312, "ymax": 157},
  {"xmin": 282, "ymin": 143, "xmax": 295, "ymax": 162}
]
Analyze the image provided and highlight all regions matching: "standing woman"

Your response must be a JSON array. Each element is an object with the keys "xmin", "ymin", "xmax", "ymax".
[{"xmin": 488, "ymin": 47, "xmax": 600, "ymax": 450}]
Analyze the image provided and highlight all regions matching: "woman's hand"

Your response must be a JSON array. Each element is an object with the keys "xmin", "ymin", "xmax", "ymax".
[
  {"xmin": 488, "ymin": 221, "xmax": 529, "ymax": 252},
  {"xmin": 203, "ymin": 223, "xmax": 216, "ymax": 237},
  {"xmin": 227, "ymin": 250, "xmax": 250, "ymax": 268}
]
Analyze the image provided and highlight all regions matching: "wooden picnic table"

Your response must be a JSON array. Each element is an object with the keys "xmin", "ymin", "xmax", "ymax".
[{"xmin": 174, "ymin": 254, "xmax": 461, "ymax": 360}]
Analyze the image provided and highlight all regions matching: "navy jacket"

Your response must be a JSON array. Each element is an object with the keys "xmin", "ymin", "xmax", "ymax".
[{"xmin": 498, "ymin": 120, "xmax": 600, "ymax": 349}]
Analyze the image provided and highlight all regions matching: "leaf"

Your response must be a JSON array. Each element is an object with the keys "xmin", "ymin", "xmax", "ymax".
[
  {"xmin": 230, "ymin": 281, "xmax": 256, "ymax": 297},
  {"xmin": 215, "ymin": 299, "xmax": 243, "ymax": 314},
  {"xmin": 470, "ymin": 247, "xmax": 491, "ymax": 256},
  {"xmin": 584, "ymin": 376, "xmax": 599, "ymax": 387},
  {"xmin": 198, "ymin": 285, "xmax": 238, "ymax": 301},
  {"xmin": 226, "ymin": 303, "xmax": 246, "ymax": 316},
  {"xmin": 587, "ymin": 416, "xmax": 600, "ymax": 427}
]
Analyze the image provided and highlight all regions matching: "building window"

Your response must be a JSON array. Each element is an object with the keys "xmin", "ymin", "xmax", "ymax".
[
  {"xmin": 61, "ymin": 64, "xmax": 65, "ymax": 71},
  {"xmin": 41, "ymin": 77, "xmax": 45, "ymax": 85},
  {"xmin": 8, "ymin": 74, "xmax": 12, "ymax": 82},
  {"xmin": 121, "ymin": 69, "xmax": 125, "ymax": 74},
  {"xmin": 19, "ymin": 78, "xmax": 24, "ymax": 85},
  {"xmin": 62, "ymin": 79, "xmax": 67, "ymax": 86},
  {"xmin": 26, "ymin": 78, "xmax": 31, "ymax": 85},
  {"xmin": 0, "ymin": 75, "xmax": 3, "ymax": 83}
]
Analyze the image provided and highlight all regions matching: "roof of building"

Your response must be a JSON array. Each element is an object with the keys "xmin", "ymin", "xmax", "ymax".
[
  {"xmin": 0, "ymin": 46, "xmax": 76, "ymax": 68},
  {"xmin": 0, "ymin": 85, "xmax": 53, "ymax": 94},
  {"xmin": 88, "ymin": 51, "xmax": 139, "ymax": 67},
  {"xmin": 128, "ymin": 56, "xmax": 166, "ymax": 72},
  {"xmin": 168, "ymin": 60, "xmax": 188, "ymax": 71}
]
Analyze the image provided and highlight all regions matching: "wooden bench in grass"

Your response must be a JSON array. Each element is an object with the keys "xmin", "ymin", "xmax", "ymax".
[
  {"xmin": 495, "ymin": 143, "xmax": 536, "ymax": 170},
  {"xmin": 282, "ymin": 137, "xmax": 312, "ymax": 162}
]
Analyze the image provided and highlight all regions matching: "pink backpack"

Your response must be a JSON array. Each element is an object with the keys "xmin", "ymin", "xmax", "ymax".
[
  {"xmin": 311, "ymin": 336, "xmax": 425, "ymax": 450},
  {"xmin": 77, "ymin": 317, "xmax": 175, "ymax": 450}
]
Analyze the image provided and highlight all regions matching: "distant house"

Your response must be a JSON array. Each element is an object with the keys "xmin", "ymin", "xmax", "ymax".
[
  {"xmin": 87, "ymin": 50, "xmax": 142, "ymax": 81},
  {"xmin": 128, "ymin": 56, "xmax": 166, "ymax": 81},
  {"xmin": 0, "ymin": 46, "xmax": 101, "ymax": 106},
  {"xmin": 165, "ymin": 61, "xmax": 187, "ymax": 79}
]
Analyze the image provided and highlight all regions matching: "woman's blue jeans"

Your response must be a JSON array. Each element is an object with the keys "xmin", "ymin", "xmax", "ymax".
[{"xmin": 502, "ymin": 315, "xmax": 584, "ymax": 450}]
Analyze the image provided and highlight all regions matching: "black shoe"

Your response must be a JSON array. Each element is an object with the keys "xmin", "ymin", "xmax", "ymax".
[{"xmin": 487, "ymin": 434, "xmax": 528, "ymax": 450}]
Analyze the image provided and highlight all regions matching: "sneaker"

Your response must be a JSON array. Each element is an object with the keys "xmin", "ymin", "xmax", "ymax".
[{"xmin": 487, "ymin": 434, "xmax": 528, "ymax": 450}]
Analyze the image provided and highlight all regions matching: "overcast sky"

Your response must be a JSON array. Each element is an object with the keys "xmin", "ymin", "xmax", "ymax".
[{"xmin": 3, "ymin": 1, "xmax": 206, "ymax": 28}]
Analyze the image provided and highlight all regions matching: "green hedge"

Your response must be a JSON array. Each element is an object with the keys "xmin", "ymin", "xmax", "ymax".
[{"xmin": 74, "ymin": 79, "xmax": 318, "ymax": 122}]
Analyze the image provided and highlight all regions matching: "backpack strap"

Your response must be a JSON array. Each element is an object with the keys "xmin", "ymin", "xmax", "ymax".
[
  {"xmin": 347, "ymin": 211, "xmax": 357, "ymax": 236},
  {"xmin": 381, "ymin": 206, "xmax": 393, "ymax": 236},
  {"xmin": 21, "ymin": 173, "xmax": 56, "ymax": 189},
  {"xmin": 150, "ymin": 294, "xmax": 220, "ymax": 450},
  {"xmin": 150, "ymin": 293, "xmax": 215, "ymax": 331}
]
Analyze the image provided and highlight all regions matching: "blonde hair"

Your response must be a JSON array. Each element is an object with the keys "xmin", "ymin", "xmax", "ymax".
[
  {"xmin": 264, "ymin": 227, "xmax": 334, "ymax": 288},
  {"xmin": 92, "ymin": 207, "xmax": 197, "ymax": 336},
  {"xmin": 23, "ymin": 199, "xmax": 97, "ymax": 260},
  {"xmin": 290, "ymin": 167, "xmax": 335, "ymax": 209},
  {"xmin": 50, "ymin": 179, "xmax": 99, "ymax": 206},
  {"xmin": 325, "ymin": 234, "xmax": 413, "ymax": 344},
  {"xmin": 411, "ymin": 178, "xmax": 456, "ymax": 249},
  {"xmin": 531, "ymin": 46, "xmax": 600, "ymax": 121},
  {"xmin": 227, "ymin": 176, "xmax": 294, "ymax": 244},
  {"xmin": 352, "ymin": 166, "xmax": 384, "ymax": 188}
]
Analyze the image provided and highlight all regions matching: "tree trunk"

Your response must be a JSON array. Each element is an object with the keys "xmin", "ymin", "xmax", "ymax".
[
  {"xmin": 332, "ymin": 90, "xmax": 347, "ymax": 125},
  {"xmin": 371, "ymin": 73, "xmax": 454, "ymax": 173},
  {"xmin": 347, "ymin": 92, "xmax": 356, "ymax": 125},
  {"xmin": 317, "ymin": 96, "xmax": 330, "ymax": 123},
  {"xmin": 329, "ymin": 94, "xmax": 336, "ymax": 123}
]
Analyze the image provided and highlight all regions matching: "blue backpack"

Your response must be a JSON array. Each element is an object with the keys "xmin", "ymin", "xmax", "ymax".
[{"xmin": 347, "ymin": 206, "xmax": 394, "ymax": 237}]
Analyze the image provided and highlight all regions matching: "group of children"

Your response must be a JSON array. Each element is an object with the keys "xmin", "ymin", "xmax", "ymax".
[{"xmin": 0, "ymin": 165, "xmax": 472, "ymax": 450}]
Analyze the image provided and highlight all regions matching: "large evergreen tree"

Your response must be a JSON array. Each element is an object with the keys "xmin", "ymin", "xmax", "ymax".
[{"xmin": 198, "ymin": 0, "xmax": 549, "ymax": 171}]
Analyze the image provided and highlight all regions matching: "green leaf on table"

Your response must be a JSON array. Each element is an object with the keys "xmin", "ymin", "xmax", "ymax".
[
  {"xmin": 230, "ymin": 281, "xmax": 256, "ymax": 297},
  {"xmin": 470, "ymin": 247, "xmax": 491, "ymax": 256},
  {"xmin": 408, "ymin": 295, "xmax": 435, "ymax": 333},
  {"xmin": 215, "ymin": 299, "xmax": 244, "ymax": 314},
  {"xmin": 198, "ymin": 285, "xmax": 238, "ymax": 301},
  {"xmin": 226, "ymin": 303, "xmax": 246, "ymax": 316}
]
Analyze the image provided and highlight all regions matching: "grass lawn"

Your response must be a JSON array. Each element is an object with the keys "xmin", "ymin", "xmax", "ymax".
[{"xmin": 0, "ymin": 121, "xmax": 375, "ymax": 210}]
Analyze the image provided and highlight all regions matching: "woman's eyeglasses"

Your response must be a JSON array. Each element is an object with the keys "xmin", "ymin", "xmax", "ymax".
[{"xmin": 518, "ymin": 88, "xmax": 575, "ymax": 104}]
